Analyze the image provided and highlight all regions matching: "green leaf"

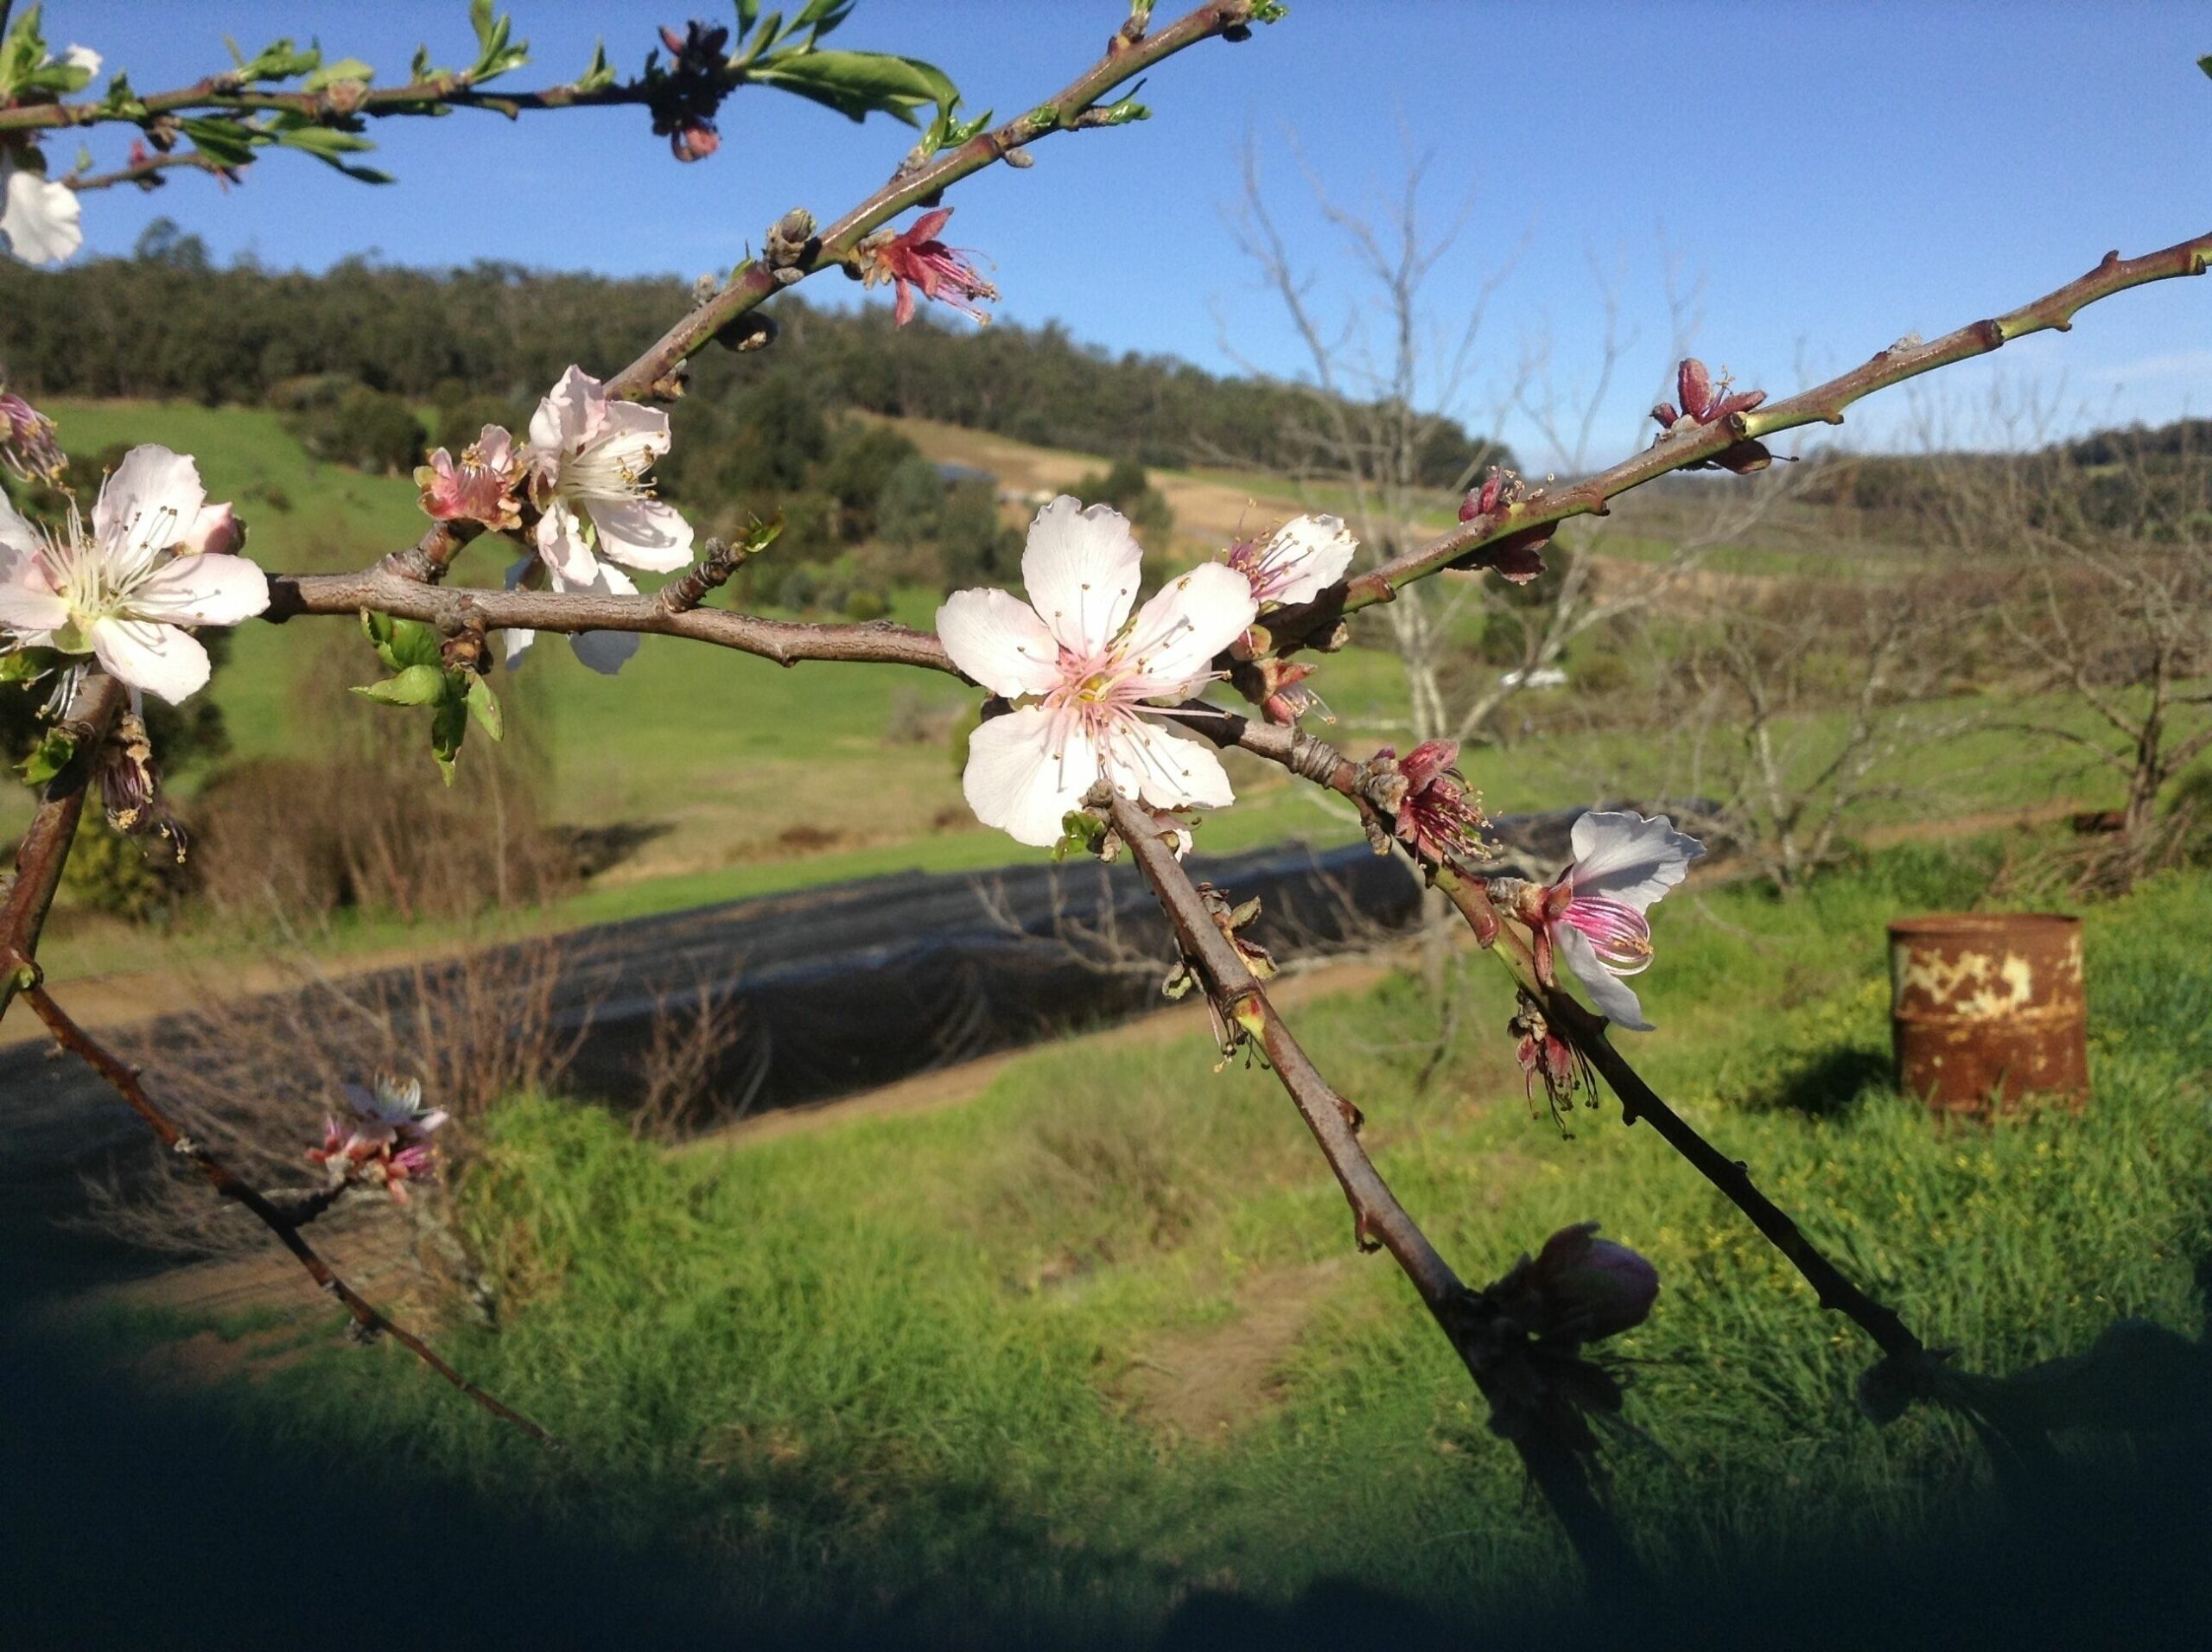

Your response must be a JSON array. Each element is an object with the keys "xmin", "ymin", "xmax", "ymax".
[
  {"xmin": 429, "ymin": 695, "xmax": 468, "ymax": 784},
  {"xmin": 16, "ymin": 728, "xmax": 74, "ymax": 788},
  {"xmin": 0, "ymin": 650, "xmax": 48, "ymax": 685},
  {"xmin": 576, "ymin": 38, "xmax": 615, "ymax": 92},
  {"xmin": 747, "ymin": 48, "xmax": 955, "ymax": 127},
  {"xmin": 179, "ymin": 116, "xmax": 264, "ymax": 168},
  {"xmin": 794, "ymin": 0, "xmax": 855, "ymax": 44},
  {"xmin": 464, "ymin": 674, "xmax": 504, "ymax": 740},
  {"xmin": 353, "ymin": 663, "xmax": 448, "ymax": 707},
  {"xmin": 384, "ymin": 616, "xmax": 443, "ymax": 670},
  {"xmin": 271, "ymin": 124, "xmax": 394, "ymax": 182},
  {"xmin": 302, "ymin": 55, "xmax": 374, "ymax": 92},
  {"xmin": 737, "ymin": 0, "xmax": 763, "ymax": 39},
  {"xmin": 236, "ymin": 38, "xmax": 321, "ymax": 83},
  {"xmin": 2201, "ymin": 53, "xmax": 2211, "ymax": 79},
  {"xmin": 467, "ymin": 2, "xmax": 528, "ymax": 81},
  {"xmin": 410, "ymin": 44, "xmax": 435, "ymax": 81}
]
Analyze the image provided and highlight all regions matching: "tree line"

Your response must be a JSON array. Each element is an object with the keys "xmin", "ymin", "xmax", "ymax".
[{"xmin": 0, "ymin": 219, "xmax": 1498, "ymax": 485}]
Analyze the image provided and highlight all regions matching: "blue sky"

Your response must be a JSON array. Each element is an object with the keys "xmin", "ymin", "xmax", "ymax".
[{"xmin": 33, "ymin": 1, "xmax": 2212, "ymax": 466}]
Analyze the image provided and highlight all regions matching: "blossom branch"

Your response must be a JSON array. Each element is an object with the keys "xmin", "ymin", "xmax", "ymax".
[
  {"xmin": 1102, "ymin": 789, "xmax": 1644, "ymax": 1583},
  {"xmin": 601, "ymin": 2, "xmax": 1271, "ymax": 401},
  {"xmin": 1262, "ymin": 231, "xmax": 2212, "ymax": 649},
  {"xmin": 16, "ymin": 982, "xmax": 558, "ymax": 1446},
  {"xmin": 264, "ymin": 565, "xmax": 957, "ymax": 671},
  {"xmin": 1183, "ymin": 707, "xmax": 1936, "ymax": 1375},
  {"xmin": 0, "ymin": 669, "xmax": 127, "ymax": 1026}
]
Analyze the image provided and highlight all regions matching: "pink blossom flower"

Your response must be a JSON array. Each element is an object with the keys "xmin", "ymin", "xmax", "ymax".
[
  {"xmin": 858, "ymin": 208, "xmax": 999, "ymax": 327},
  {"xmin": 1534, "ymin": 810, "xmax": 1702, "ymax": 1032},
  {"xmin": 524, "ymin": 367, "xmax": 694, "ymax": 587},
  {"xmin": 0, "ymin": 380, "xmax": 64, "ymax": 483},
  {"xmin": 415, "ymin": 424, "xmax": 523, "ymax": 531},
  {"xmin": 669, "ymin": 119, "xmax": 719, "ymax": 162},
  {"xmin": 0, "ymin": 445, "xmax": 266, "ymax": 703},
  {"xmin": 308, "ymin": 1076, "xmax": 448, "ymax": 1204},
  {"xmin": 1224, "ymin": 514, "xmax": 1357, "ymax": 608},
  {"xmin": 937, "ymin": 496, "xmax": 1257, "ymax": 848},
  {"xmin": 1365, "ymin": 740, "xmax": 1488, "ymax": 864}
]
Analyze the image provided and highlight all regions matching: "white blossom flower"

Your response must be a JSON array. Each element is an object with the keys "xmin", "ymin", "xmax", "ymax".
[
  {"xmin": 938, "ymin": 496, "xmax": 1258, "ymax": 848},
  {"xmin": 0, "ymin": 156, "xmax": 82, "ymax": 266},
  {"xmin": 1224, "ymin": 513, "xmax": 1357, "ymax": 607},
  {"xmin": 0, "ymin": 445, "xmax": 265, "ymax": 702},
  {"xmin": 523, "ymin": 366, "xmax": 693, "ymax": 586},
  {"xmin": 500, "ymin": 555, "xmax": 639, "ymax": 677},
  {"xmin": 1537, "ymin": 810, "xmax": 1703, "ymax": 1032}
]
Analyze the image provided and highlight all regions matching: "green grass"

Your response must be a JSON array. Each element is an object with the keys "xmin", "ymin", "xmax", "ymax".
[{"xmin": 100, "ymin": 839, "xmax": 2212, "ymax": 1641}]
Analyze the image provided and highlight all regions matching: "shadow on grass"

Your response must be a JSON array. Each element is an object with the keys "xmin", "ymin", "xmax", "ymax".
[
  {"xmin": 1753, "ymin": 1045, "xmax": 1896, "ymax": 1117},
  {"xmin": 9, "ymin": 1287, "xmax": 2212, "ymax": 1652}
]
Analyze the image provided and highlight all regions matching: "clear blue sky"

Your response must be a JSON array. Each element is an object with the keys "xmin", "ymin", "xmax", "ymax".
[{"xmin": 34, "ymin": 1, "xmax": 2212, "ymax": 466}]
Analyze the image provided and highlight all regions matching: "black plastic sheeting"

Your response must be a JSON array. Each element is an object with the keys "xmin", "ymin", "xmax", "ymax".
[{"xmin": 0, "ymin": 807, "xmax": 1624, "ymax": 1212}]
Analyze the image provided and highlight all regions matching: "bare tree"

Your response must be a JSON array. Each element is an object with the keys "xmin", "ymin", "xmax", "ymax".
[{"xmin": 1929, "ymin": 420, "xmax": 2212, "ymax": 881}]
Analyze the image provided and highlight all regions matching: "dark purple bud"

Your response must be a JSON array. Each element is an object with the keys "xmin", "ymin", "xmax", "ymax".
[{"xmin": 1677, "ymin": 358, "xmax": 1714, "ymax": 423}]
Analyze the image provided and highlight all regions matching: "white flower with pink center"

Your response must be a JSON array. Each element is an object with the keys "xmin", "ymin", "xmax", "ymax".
[
  {"xmin": 1539, "ymin": 810, "xmax": 1703, "ymax": 1032},
  {"xmin": 1224, "ymin": 513, "xmax": 1357, "ymax": 608},
  {"xmin": 938, "ymin": 496, "xmax": 1259, "ymax": 848},
  {"xmin": 0, "ymin": 445, "xmax": 265, "ymax": 702},
  {"xmin": 523, "ymin": 366, "xmax": 693, "ymax": 587}
]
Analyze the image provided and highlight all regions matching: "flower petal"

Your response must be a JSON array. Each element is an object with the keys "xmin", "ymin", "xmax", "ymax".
[
  {"xmin": 1567, "ymin": 810, "xmax": 1703, "ymax": 912},
  {"xmin": 125, "ymin": 552, "xmax": 269, "ymax": 626},
  {"xmin": 1116, "ymin": 562, "xmax": 1257, "ymax": 698},
  {"xmin": 1, "ymin": 167, "xmax": 83, "ymax": 266},
  {"xmin": 0, "ymin": 494, "xmax": 41, "ymax": 560},
  {"xmin": 0, "ymin": 569, "xmax": 67, "ymax": 632},
  {"xmin": 529, "ymin": 365, "xmax": 600, "ymax": 455},
  {"xmin": 535, "ymin": 499, "xmax": 600, "ymax": 585},
  {"xmin": 1020, "ymin": 496, "xmax": 1142, "ymax": 657},
  {"xmin": 963, "ymin": 703, "xmax": 1097, "ymax": 848},
  {"xmin": 1554, "ymin": 923, "xmax": 1652, "ymax": 1032},
  {"xmin": 583, "ymin": 497, "xmax": 693, "ymax": 573},
  {"xmin": 563, "ymin": 562, "xmax": 641, "ymax": 675},
  {"xmin": 94, "ymin": 445, "xmax": 207, "ymax": 573},
  {"xmin": 88, "ymin": 616, "xmax": 210, "ymax": 704},
  {"xmin": 936, "ymin": 587, "xmax": 1061, "ymax": 698},
  {"xmin": 589, "ymin": 398, "xmax": 672, "ymax": 461},
  {"xmin": 1263, "ymin": 514, "xmax": 1357, "ymax": 605},
  {"xmin": 1103, "ymin": 714, "xmax": 1236, "ymax": 811}
]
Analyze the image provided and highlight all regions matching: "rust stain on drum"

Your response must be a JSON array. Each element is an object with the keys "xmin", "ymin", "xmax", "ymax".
[{"xmin": 1887, "ymin": 912, "xmax": 2088, "ymax": 1115}]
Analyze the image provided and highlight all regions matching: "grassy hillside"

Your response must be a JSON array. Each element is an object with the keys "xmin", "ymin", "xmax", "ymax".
[{"xmin": 62, "ymin": 839, "xmax": 2212, "ymax": 1643}]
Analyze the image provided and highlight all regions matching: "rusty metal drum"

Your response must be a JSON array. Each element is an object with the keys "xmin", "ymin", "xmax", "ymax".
[{"xmin": 1886, "ymin": 913, "xmax": 2088, "ymax": 1115}]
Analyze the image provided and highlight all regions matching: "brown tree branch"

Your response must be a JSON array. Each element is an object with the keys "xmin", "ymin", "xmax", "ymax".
[
  {"xmin": 18, "ymin": 982, "xmax": 558, "ymax": 1446},
  {"xmin": 601, "ymin": 3, "xmax": 1268, "ymax": 403},
  {"xmin": 1260, "ymin": 230, "xmax": 2212, "ymax": 650},
  {"xmin": 1181, "ymin": 706, "xmax": 1939, "ymax": 1380},
  {"xmin": 1103, "ymin": 789, "xmax": 1643, "ymax": 1584},
  {"xmin": 0, "ymin": 670, "xmax": 128, "ymax": 1027}
]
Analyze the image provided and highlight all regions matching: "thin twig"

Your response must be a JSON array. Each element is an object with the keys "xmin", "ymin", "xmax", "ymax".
[{"xmin": 20, "ymin": 984, "xmax": 559, "ymax": 1446}]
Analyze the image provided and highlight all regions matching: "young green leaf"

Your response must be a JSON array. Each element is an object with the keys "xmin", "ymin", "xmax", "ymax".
[
  {"xmin": 16, "ymin": 728, "xmax": 75, "ymax": 788},
  {"xmin": 464, "ymin": 675, "xmax": 504, "ymax": 740},
  {"xmin": 353, "ymin": 663, "xmax": 448, "ymax": 706}
]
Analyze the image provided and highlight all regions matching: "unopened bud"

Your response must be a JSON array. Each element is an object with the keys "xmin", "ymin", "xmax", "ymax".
[
  {"xmin": 181, "ymin": 501, "xmax": 244, "ymax": 557},
  {"xmin": 1528, "ymin": 1223, "xmax": 1659, "ymax": 1342}
]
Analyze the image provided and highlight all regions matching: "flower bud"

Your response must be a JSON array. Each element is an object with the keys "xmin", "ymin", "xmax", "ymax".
[
  {"xmin": 669, "ymin": 119, "xmax": 720, "ymax": 162},
  {"xmin": 1529, "ymin": 1222, "xmax": 1659, "ymax": 1342},
  {"xmin": 181, "ymin": 501, "xmax": 244, "ymax": 557}
]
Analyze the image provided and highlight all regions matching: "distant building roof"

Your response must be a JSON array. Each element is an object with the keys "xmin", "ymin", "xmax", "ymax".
[{"xmin": 934, "ymin": 461, "xmax": 995, "ymax": 485}]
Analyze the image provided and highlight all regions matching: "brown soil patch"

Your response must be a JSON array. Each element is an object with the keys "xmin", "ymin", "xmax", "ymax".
[{"xmin": 1122, "ymin": 1260, "xmax": 1349, "ymax": 1444}]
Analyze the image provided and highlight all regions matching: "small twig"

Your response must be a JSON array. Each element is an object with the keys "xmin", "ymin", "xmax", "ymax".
[{"xmin": 21, "ymin": 984, "xmax": 558, "ymax": 1446}]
